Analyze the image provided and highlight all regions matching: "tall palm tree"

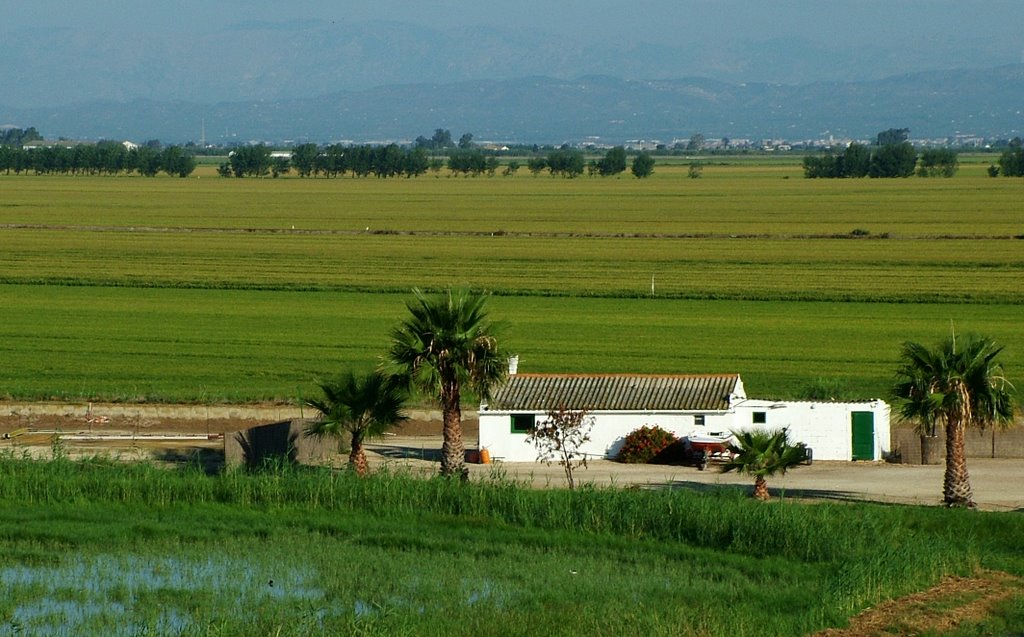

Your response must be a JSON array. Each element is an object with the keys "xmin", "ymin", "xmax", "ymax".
[
  {"xmin": 893, "ymin": 334, "xmax": 1015, "ymax": 508},
  {"xmin": 721, "ymin": 429, "xmax": 808, "ymax": 501},
  {"xmin": 304, "ymin": 370, "xmax": 407, "ymax": 476},
  {"xmin": 388, "ymin": 287, "xmax": 507, "ymax": 478}
]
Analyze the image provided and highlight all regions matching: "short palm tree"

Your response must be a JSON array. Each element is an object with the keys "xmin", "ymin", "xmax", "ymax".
[
  {"xmin": 388, "ymin": 287, "xmax": 507, "ymax": 478},
  {"xmin": 304, "ymin": 370, "xmax": 407, "ymax": 476},
  {"xmin": 721, "ymin": 429, "xmax": 808, "ymax": 501},
  {"xmin": 893, "ymin": 334, "xmax": 1015, "ymax": 508}
]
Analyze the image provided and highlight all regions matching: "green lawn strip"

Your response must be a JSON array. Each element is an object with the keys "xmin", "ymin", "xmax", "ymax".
[{"xmin": 0, "ymin": 459, "xmax": 1017, "ymax": 636}]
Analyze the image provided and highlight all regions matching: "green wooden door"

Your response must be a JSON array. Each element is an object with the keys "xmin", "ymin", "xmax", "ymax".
[{"xmin": 851, "ymin": 411, "xmax": 875, "ymax": 460}]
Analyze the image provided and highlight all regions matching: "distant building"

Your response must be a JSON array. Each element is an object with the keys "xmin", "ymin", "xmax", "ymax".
[{"xmin": 624, "ymin": 139, "xmax": 661, "ymax": 151}]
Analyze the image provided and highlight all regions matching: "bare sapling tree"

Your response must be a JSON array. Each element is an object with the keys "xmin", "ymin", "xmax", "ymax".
[{"xmin": 527, "ymin": 407, "xmax": 594, "ymax": 489}]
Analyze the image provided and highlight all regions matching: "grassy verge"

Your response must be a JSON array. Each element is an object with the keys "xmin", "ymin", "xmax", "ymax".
[{"xmin": 0, "ymin": 454, "xmax": 1022, "ymax": 635}]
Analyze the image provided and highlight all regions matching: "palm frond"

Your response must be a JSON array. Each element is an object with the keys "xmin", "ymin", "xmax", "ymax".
[{"xmin": 303, "ymin": 370, "xmax": 408, "ymax": 442}]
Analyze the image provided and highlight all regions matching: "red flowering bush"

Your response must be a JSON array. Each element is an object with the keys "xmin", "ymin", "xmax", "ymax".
[{"xmin": 616, "ymin": 425, "xmax": 679, "ymax": 464}]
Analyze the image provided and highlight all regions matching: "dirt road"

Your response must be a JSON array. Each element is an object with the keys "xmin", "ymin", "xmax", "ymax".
[{"xmin": 366, "ymin": 435, "xmax": 1024, "ymax": 512}]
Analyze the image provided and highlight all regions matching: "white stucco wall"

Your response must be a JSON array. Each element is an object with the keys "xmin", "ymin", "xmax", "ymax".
[
  {"xmin": 479, "ymin": 410, "xmax": 734, "ymax": 462},
  {"xmin": 478, "ymin": 399, "xmax": 891, "ymax": 463},
  {"xmin": 733, "ymin": 400, "xmax": 891, "ymax": 461}
]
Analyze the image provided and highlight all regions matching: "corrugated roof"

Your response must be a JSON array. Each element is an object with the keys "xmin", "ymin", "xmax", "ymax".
[{"xmin": 486, "ymin": 374, "xmax": 741, "ymax": 412}]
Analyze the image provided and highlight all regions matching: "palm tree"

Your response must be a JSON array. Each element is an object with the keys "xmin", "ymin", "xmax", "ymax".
[
  {"xmin": 304, "ymin": 370, "xmax": 407, "ymax": 476},
  {"xmin": 388, "ymin": 288, "xmax": 507, "ymax": 478},
  {"xmin": 721, "ymin": 429, "xmax": 808, "ymax": 501},
  {"xmin": 893, "ymin": 334, "xmax": 1015, "ymax": 508}
]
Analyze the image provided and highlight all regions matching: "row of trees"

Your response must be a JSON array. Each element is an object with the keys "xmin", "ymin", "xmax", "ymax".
[
  {"xmin": 526, "ymin": 148, "xmax": 655, "ymax": 178},
  {"xmin": 802, "ymin": 142, "xmax": 956, "ymax": 179},
  {"xmin": 223, "ymin": 143, "xmax": 433, "ymax": 179},
  {"xmin": 446, "ymin": 149, "xmax": 499, "ymax": 176},
  {"xmin": 802, "ymin": 128, "xmax": 962, "ymax": 179},
  {"xmin": 224, "ymin": 143, "xmax": 656, "ymax": 179},
  {"xmin": 0, "ymin": 142, "xmax": 196, "ymax": 177}
]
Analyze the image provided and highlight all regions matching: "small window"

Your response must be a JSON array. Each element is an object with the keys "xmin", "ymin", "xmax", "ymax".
[
  {"xmin": 694, "ymin": 415, "xmax": 705, "ymax": 427},
  {"xmin": 510, "ymin": 414, "xmax": 535, "ymax": 434},
  {"xmin": 752, "ymin": 412, "xmax": 767, "ymax": 424}
]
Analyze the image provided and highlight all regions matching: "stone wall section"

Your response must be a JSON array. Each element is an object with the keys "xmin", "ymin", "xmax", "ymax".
[{"xmin": 892, "ymin": 423, "xmax": 1024, "ymax": 463}]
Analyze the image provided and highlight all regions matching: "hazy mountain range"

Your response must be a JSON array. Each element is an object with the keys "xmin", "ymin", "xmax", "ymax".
[{"xmin": 2, "ymin": 20, "xmax": 1022, "ymax": 143}]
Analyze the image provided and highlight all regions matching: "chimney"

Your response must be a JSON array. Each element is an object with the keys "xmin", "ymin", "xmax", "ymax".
[{"xmin": 508, "ymin": 355, "xmax": 519, "ymax": 375}]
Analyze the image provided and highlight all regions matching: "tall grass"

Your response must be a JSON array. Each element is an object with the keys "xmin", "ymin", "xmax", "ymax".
[
  {"xmin": 0, "ymin": 453, "xmax": 1006, "ymax": 568},
  {"xmin": 1, "ymin": 454, "xmax": 1021, "ymax": 635}
]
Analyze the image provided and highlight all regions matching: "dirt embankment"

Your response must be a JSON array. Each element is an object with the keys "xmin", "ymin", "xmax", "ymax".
[
  {"xmin": 0, "ymin": 402, "xmax": 475, "ymax": 437},
  {"xmin": 812, "ymin": 570, "xmax": 1023, "ymax": 637}
]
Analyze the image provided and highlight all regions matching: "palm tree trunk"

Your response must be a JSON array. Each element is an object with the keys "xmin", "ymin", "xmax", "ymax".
[
  {"xmin": 439, "ymin": 383, "xmax": 466, "ymax": 479},
  {"xmin": 753, "ymin": 476, "xmax": 770, "ymax": 501},
  {"xmin": 919, "ymin": 434, "xmax": 941, "ymax": 465},
  {"xmin": 943, "ymin": 418, "xmax": 974, "ymax": 508},
  {"xmin": 349, "ymin": 431, "xmax": 368, "ymax": 477}
]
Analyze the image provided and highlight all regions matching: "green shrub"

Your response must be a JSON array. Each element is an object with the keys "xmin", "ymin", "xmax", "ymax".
[{"xmin": 616, "ymin": 425, "xmax": 678, "ymax": 464}]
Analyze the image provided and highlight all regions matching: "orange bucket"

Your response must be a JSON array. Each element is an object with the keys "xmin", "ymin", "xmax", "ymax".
[{"xmin": 480, "ymin": 448, "xmax": 491, "ymax": 464}]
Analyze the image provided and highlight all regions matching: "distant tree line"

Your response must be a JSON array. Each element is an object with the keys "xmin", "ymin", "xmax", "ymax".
[
  {"xmin": 803, "ymin": 129, "xmax": 958, "ymax": 179},
  {"xmin": 411, "ymin": 129, "xmax": 478, "ymax": 151},
  {"xmin": 230, "ymin": 141, "xmax": 656, "ymax": 180},
  {"xmin": 0, "ymin": 141, "xmax": 196, "ymax": 177},
  {"xmin": 522, "ymin": 147, "xmax": 654, "ymax": 179},
  {"xmin": 0, "ymin": 126, "xmax": 42, "ymax": 147},
  {"xmin": 224, "ymin": 143, "xmax": 431, "ymax": 179},
  {"xmin": 446, "ymin": 149, "xmax": 499, "ymax": 176}
]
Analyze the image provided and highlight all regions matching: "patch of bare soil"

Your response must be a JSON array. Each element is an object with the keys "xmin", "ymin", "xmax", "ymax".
[
  {"xmin": 0, "ymin": 404, "xmax": 461, "ymax": 465},
  {"xmin": 812, "ymin": 570, "xmax": 1023, "ymax": 637},
  {"xmin": 0, "ymin": 406, "xmax": 465, "ymax": 438}
]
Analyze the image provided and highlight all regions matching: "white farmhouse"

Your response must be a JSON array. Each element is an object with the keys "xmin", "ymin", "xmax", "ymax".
[{"xmin": 478, "ymin": 373, "xmax": 889, "ymax": 463}]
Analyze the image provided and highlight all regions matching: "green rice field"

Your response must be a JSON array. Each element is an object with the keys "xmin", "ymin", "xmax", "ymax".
[{"xmin": 1, "ymin": 163, "xmax": 1021, "ymax": 402}]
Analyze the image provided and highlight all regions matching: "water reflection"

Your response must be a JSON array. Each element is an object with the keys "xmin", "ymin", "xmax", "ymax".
[{"xmin": 0, "ymin": 554, "xmax": 323, "ymax": 636}]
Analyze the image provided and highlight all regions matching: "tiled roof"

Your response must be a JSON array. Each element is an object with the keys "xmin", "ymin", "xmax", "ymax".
[{"xmin": 485, "ymin": 374, "xmax": 741, "ymax": 412}]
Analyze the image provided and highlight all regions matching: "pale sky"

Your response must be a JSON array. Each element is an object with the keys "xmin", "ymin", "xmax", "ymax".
[{"xmin": 5, "ymin": 0, "xmax": 1023, "ymax": 50}]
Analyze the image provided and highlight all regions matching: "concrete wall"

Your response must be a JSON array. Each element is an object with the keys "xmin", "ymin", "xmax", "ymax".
[
  {"xmin": 224, "ymin": 420, "xmax": 337, "ymax": 468},
  {"xmin": 891, "ymin": 423, "xmax": 1024, "ymax": 463}
]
